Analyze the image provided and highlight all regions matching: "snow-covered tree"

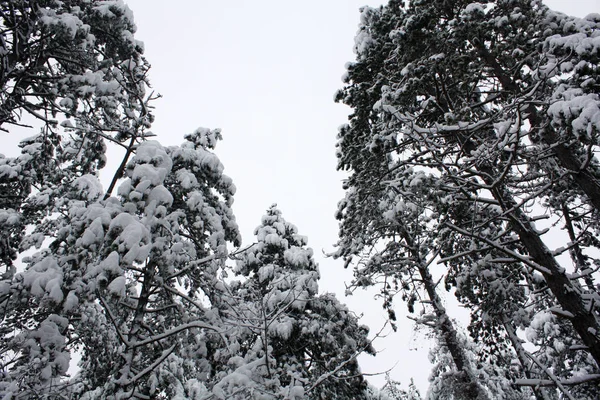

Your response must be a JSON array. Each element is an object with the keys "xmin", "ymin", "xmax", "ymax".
[
  {"xmin": 0, "ymin": 0, "xmax": 150, "ymax": 136},
  {"xmin": 0, "ymin": 129, "xmax": 242, "ymax": 398},
  {"xmin": 214, "ymin": 205, "xmax": 374, "ymax": 399},
  {"xmin": 335, "ymin": 131, "xmax": 492, "ymax": 397},
  {"xmin": 0, "ymin": 1, "xmax": 161, "ymax": 397},
  {"xmin": 0, "ymin": 1, "xmax": 247, "ymax": 397},
  {"xmin": 336, "ymin": 0, "xmax": 600, "ymax": 396},
  {"xmin": 369, "ymin": 375, "xmax": 422, "ymax": 400},
  {"xmin": 0, "ymin": 0, "xmax": 154, "ymax": 275}
]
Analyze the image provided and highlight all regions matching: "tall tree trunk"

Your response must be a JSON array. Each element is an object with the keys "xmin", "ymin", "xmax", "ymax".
[
  {"xmin": 478, "ymin": 44, "xmax": 600, "ymax": 214},
  {"xmin": 401, "ymin": 229, "xmax": 491, "ymax": 400},
  {"xmin": 419, "ymin": 265, "xmax": 490, "ymax": 400},
  {"xmin": 472, "ymin": 161, "xmax": 600, "ymax": 368},
  {"xmin": 449, "ymin": 104, "xmax": 600, "ymax": 367}
]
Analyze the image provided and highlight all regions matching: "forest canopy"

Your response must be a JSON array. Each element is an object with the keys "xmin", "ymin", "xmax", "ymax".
[{"xmin": 0, "ymin": 0, "xmax": 599, "ymax": 399}]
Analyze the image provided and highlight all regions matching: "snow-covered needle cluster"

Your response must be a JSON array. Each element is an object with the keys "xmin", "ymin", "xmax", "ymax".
[
  {"xmin": 0, "ymin": 1, "xmax": 372, "ymax": 398},
  {"xmin": 335, "ymin": 0, "xmax": 600, "ymax": 398}
]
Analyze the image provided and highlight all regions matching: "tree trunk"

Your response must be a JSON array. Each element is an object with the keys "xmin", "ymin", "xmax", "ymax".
[
  {"xmin": 453, "ymin": 95, "xmax": 600, "ymax": 367},
  {"xmin": 482, "ymin": 172, "xmax": 600, "ymax": 368},
  {"xmin": 478, "ymin": 43, "xmax": 600, "ymax": 216},
  {"xmin": 418, "ymin": 264, "xmax": 491, "ymax": 400},
  {"xmin": 401, "ymin": 229, "xmax": 491, "ymax": 400}
]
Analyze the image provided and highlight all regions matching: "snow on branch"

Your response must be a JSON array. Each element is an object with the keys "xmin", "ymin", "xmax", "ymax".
[
  {"xmin": 515, "ymin": 374, "xmax": 600, "ymax": 388},
  {"xmin": 443, "ymin": 222, "xmax": 552, "ymax": 275}
]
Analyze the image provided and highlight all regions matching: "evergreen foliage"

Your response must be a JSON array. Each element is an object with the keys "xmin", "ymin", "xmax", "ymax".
[
  {"xmin": 2, "ymin": 0, "xmax": 600, "ymax": 398},
  {"xmin": 336, "ymin": 0, "xmax": 600, "ymax": 398},
  {"xmin": 220, "ymin": 205, "xmax": 374, "ymax": 399}
]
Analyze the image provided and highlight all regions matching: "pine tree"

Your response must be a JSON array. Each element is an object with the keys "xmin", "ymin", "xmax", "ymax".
[
  {"xmin": 0, "ymin": 0, "xmax": 154, "ymax": 277},
  {"xmin": 0, "ymin": 1, "xmax": 159, "ymax": 397},
  {"xmin": 0, "ymin": 130, "xmax": 242, "ymax": 398},
  {"xmin": 0, "ymin": 1, "xmax": 244, "ymax": 397},
  {"xmin": 214, "ymin": 206, "xmax": 374, "ymax": 399},
  {"xmin": 336, "ymin": 0, "xmax": 600, "ymax": 396}
]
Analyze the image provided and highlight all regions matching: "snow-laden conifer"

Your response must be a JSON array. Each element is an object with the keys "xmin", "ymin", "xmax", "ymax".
[
  {"xmin": 0, "ymin": 129, "xmax": 241, "ymax": 397},
  {"xmin": 214, "ymin": 205, "xmax": 374, "ymax": 399},
  {"xmin": 0, "ymin": 1, "xmax": 245, "ymax": 396},
  {"xmin": 336, "ymin": 0, "xmax": 600, "ymax": 397}
]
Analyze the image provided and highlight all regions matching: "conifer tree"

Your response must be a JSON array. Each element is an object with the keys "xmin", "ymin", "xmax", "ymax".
[
  {"xmin": 0, "ymin": 3, "xmax": 376, "ymax": 398},
  {"xmin": 215, "ymin": 206, "xmax": 374, "ymax": 399},
  {"xmin": 336, "ymin": 0, "xmax": 600, "ymax": 396},
  {"xmin": 0, "ymin": 1, "xmax": 244, "ymax": 397}
]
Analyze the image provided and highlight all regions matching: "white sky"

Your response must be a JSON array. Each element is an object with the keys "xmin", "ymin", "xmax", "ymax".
[{"xmin": 2, "ymin": 0, "xmax": 597, "ymax": 394}]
